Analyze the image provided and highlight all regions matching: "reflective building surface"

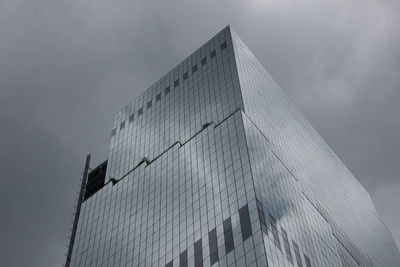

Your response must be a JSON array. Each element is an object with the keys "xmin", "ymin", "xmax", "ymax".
[{"xmin": 68, "ymin": 26, "xmax": 400, "ymax": 267}]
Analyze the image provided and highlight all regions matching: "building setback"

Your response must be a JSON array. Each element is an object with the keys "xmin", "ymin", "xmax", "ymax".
[{"xmin": 67, "ymin": 26, "xmax": 400, "ymax": 267}]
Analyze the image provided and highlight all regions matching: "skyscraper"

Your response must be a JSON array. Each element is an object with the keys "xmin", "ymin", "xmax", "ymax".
[{"xmin": 67, "ymin": 26, "xmax": 400, "ymax": 267}]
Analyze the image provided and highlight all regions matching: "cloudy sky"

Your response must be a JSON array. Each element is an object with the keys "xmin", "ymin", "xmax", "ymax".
[{"xmin": 1, "ymin": 0, "xmax": 399, "ymax": 266}]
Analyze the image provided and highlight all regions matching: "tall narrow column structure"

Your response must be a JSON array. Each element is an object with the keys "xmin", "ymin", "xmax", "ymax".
[{"xmin": 68, "ymin": 26, "xmax": 400, "ymax": 267}]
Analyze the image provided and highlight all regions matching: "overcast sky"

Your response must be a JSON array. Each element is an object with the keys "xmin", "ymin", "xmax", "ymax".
[{"xmin": 1, "ymin": 0, "xmax": 399, "ymax": 266}]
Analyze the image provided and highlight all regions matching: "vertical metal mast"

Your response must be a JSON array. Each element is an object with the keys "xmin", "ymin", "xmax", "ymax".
[{"xmin": 65, "ymin": 154, "xmax": 91, "ymax": 267}]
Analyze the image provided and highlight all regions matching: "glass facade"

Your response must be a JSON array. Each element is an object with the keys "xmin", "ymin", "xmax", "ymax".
[{"xmin": 69, "ymin": 26, "xmax": 400, "ymax": 266}]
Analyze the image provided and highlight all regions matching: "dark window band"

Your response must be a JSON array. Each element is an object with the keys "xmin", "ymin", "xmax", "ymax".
[
  {"xmin": 223, "ymin": 217, "xmax": 234, "ymax": 253},
  {"xmin": 194, "ymin": 239, "xmax": 203, "ymax": 267},
  {"xmin": 239, "ymin": 204, "xmax": 253, "ymax": 241},
  {"xmin": 293, "ymin": 241, "xmax": 303, "ymax": 267},
  {"xmin": 270, "ymin": 213, "xmax": 281, "ymax": 250},
  {"xmin": 282, "ymin": 228, "xmax": 293, "ymax": 264},
  {"xmin": 179, "ymin": 250, "xmax": 188, "ymax": 267},
  {"xmin": 256, "ymin": 198, "xmax": 267, "ymax": 235},
  {"xmin": 209, "ymin": 228, "xmax": 219, "ymax": 265}
]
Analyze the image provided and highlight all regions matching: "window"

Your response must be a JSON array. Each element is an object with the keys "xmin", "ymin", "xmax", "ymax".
[
  {"xmin": 256, "ymin": 198, "xmax": 267, "ymax": 235},
  {"xmin": 183, "ymin": 72, "xmax": 188, "ymax": 80},
  {"xmin": 239, "ymin": 204, "xmax": 252, "ymax": 241},
  {"xmin": 138, "ymin": 107, "xmax": 143, "ymax": 115},
  {"xmin": 156, "ymin": 93, "xmax": 161, "ymax": 102},
  {"xmin": 129, "ymin": 114, "xmax": 134, "ymax": 123},
  {"xmin": 208, "ymin": 228, "xmax": 219, "ymax": 265},
  {"xmin": 293, "ymin": 241, "xmax": 303, "ymax": 267},
  {"xmin": 282, "ymin": 228, "xmax": 293, "ymax": 264},
  {"xmin": 220, "ymin": 41, "xmax": 227, "ymax": 50},
  {"xmin": 192, "ymin": 65, "xmax": 198, "ymax": 73},
  {"xmin": 223, "ymin": 217, "xmax": 234, "ymax": 253},
  {"xmin": 269, "ymin": 213, "xmax": 281, "ymax": 250},
  {"xmin": 201, "ymin": 57, "xmax": 207, "ymax": 66},
  {"xmin": 194, "ymin": 239, "xmax": 203, "ymax": 267},
  {"xmin": 174, "ymin": 79, "xmax": 179, "ymax": 87},
  {"xmin": 304, "ymin": 255, "xmax": 311, "ymax": 267},
  {"xmin": 210, "ymin": 50, "xmax": 216, "ymax": 58},
  {"xmin": 120, "ymin": 121, "xmax": 125, "ymax": 130},
  {"xmin": 179, "ymin": 250, "xmax": 188, "ymax": 267},
  {"xmin": 111, "ymin": 128, "xmax": 116, "ymax": 136},
  {"xmin": 165, "ymin": 261, "xmax": 173, "ymax": 267},
  {"xmin": 147, "ymin": 100, "xmax": 152, "ymax": 109},
  {"xmin": 165, "ymin": 86, "xmax": 170, "ymax": 95}
]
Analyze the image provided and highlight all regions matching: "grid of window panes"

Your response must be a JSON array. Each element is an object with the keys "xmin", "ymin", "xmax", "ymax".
[
  {"xmin": 69, "ymin": 26, "xmax": 400, "ymax": 267},
  {"xmin": 106, "ymin": 27, "xmax": 243, "ymax": 186},
  {"xmin": 243, "ymin": 114, "xmax": 340, "ymax": 267},
  {"xmin": 231, "ymin": 29, "xmax": 400, "ymax": 266},
  {"xmin": 71, "ymin": 111, "xmax": 267, "ymax": 266},
  {"xmin": 71, "ymin": 27, "xmax": 266, "ymax": 267}
]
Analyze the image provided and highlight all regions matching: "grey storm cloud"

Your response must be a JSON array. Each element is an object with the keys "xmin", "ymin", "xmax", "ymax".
[{"xmin": 1, "ymin": 0, "xmax": 399, "ymax": 266}]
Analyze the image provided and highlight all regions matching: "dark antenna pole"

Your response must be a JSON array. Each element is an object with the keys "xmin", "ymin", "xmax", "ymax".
[{"xmin": 65, "ymin": 154, "xmax": 91, "ymax": 267}]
